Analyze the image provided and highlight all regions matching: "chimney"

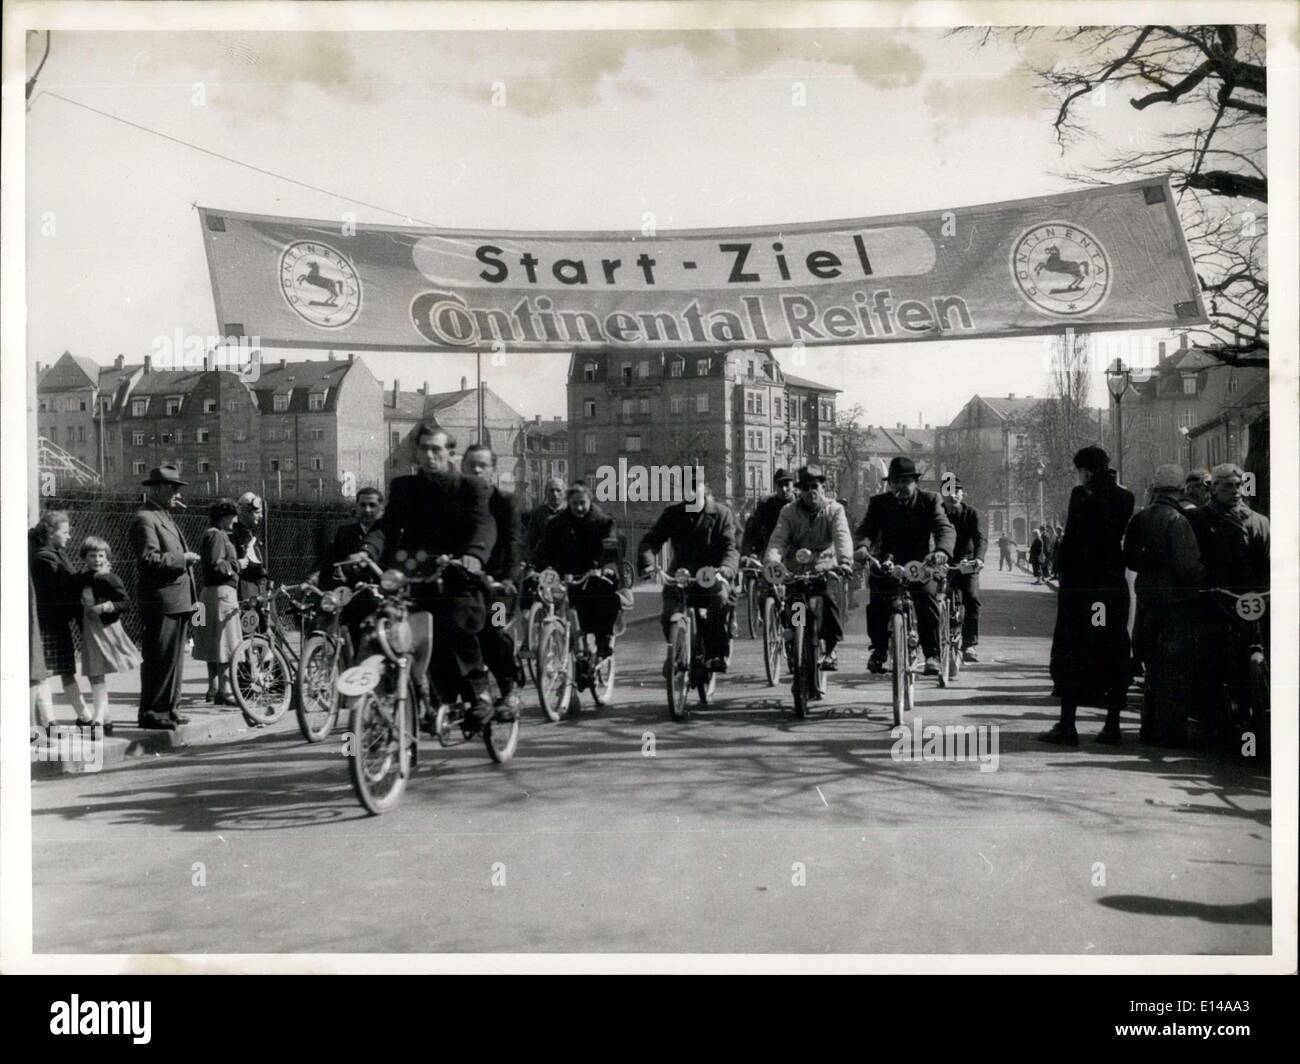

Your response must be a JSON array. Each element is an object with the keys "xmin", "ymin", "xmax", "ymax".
[
  {"xmin": 143, "ymin": 354, "xmax": 152, "ymax": 374},
  {"xmin": 392, "ymin": 379, "xmax": 400, "ymax": 406},
  {"xmin": 554, "ymin": 415, "xmax": 562, "ymax": 421},
  {"xmin": 347, "ymin": 352, "xmax": 354, "ymax": 363},
  {"xmin": 534, "ymin": 414, "xmax": 541, "ymax": 424},
  {"xmin": 1158, "ymin": 341, "xmax": 1167, "ymax": 363},
  {"xmin": 1006, "ymin": 393, "xmax": 1015, "ymax": 400},
  {"xmin": 279, "ymin": 358, "xmax": 286, "ymax": 369},
  {"xmin": 423, "ymin": 380, "xmax": 430, "ymax": 395},
  {"xmin": 114, "ymin": 354, "xmax": 124, "ymax": 370},
  {"xmin": 327, "ymin": 351, "xmax": 336, "ymax": 361},
  {"xmin": 460, "ymin": 375, "xmax": 468, "ymax": 391},
  {"xmin": 203, "ymin": 348, "xmax": 216, "ymax": 372}
]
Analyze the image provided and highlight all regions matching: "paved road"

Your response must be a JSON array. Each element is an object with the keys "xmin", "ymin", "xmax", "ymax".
[{"xmin": 32, "ymin": 566, "xmax": 1271, "ymax": 954}]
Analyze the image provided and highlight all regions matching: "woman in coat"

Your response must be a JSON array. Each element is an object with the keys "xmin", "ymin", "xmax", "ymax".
[
  {"xmin": 29, "ymin": 510, "xmax": 91, "ymax": 725},
  {"xmin": 1039, "ymin": 446, "xmax": 1136, "ymax": 746},
  {"xmin": 192, "ymin": 499, "xmax": 243, "ymax": 703}
]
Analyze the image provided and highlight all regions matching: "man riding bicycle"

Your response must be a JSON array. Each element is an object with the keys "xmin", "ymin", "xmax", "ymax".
[
  {"xmin": 537, "ymin": 483, "xmax": 624, "ymax": 663},
  {"xmin": 940, "ymin": 479, "xmax": 987, "ymax": 662},
  {"xmin": 360, "ymin": 424, "xmax": 497, "ymax": 730},
  {"xmin": 637, "ymin": 479, "xmax": 740, "ymax": 675},
  {"xmin": 741, "ymin": 468, "xmax": 795, "ymax": 558},
  {"xmin": 763, "ymin": 464, "xmax": 854, "ymax": 670},
  {"xmin": 856, "ymin": 456, "xmax": 955, "ymax": 676}
]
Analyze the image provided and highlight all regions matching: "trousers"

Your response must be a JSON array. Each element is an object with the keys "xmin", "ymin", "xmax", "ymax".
[{"xmin": 138, "ymin": 609, "xmax": 191, "ymax": 721}]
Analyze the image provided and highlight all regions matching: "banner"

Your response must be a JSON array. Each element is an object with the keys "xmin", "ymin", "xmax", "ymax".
[{"xmin": 198, "ymin": 177, "xmax": 1206, "ymax": 353}]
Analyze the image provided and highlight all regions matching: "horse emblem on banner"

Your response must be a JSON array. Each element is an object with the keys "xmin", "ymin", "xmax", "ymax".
[
  {"xmin": 279, "ymin": 240, "xmax": 362, "ymax": 328},
  {"xmin": 1011, "ymin": 221, "xmax": 1110, "ymax": 316}
]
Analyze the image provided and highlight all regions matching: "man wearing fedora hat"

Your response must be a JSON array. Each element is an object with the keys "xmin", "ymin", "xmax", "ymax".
[
  {"xmin": 764, "ymin": 464, "xmax": 855, "ymax": 670},
  {"xmin": 856, "ymin": 455, "xmax": 955, "ymax": 675},
  {"xmin": 128, "ymin": 465, "xmax": 201, "ymax": 729}
]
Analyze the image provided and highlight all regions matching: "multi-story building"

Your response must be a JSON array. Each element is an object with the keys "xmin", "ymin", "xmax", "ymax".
[
  {"xmin": 108, "ymin": 358, "xmax": 264, "ymax": 496},
  {"xmin": 1112, "ymin": 335, "xmax": 1268, "ymax": 497},
  {"xmin": 518, "ymin": 416, "xmax": 569, "ymax": 508},
  {"xmin": 381, "ymin": 377, "xmax": 523, "ymax": 491},
  {"xmin": 251, "ymin": 354, "xmax": 385, "ymax": 499},
  {"xmin": 36, "ymin": 352, "xmax": 145, "ymax": 479},
  {"xmin": 567, "ymin": 348, "xmax": 839, "ymax": 527}
]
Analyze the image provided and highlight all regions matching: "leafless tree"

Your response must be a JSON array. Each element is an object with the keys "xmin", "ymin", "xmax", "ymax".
[{"xmin": 957, "ymin": 26, "xmax": 1268, "ymax": 366}]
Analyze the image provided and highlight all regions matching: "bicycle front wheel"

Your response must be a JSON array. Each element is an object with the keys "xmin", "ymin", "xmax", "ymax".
[
  {"xmin": 762, "ymin": 597, "xmax": 782, "ymax": 686},
  {"xmin": 535, "ymin": 620, "xmax": 572, "ymax": 722},
  {"xmin": 230, "ymin": 636, "xmax": 293, "ymax": 726},
  {"xmin": 296, "ymin": 633, "xmax": 341, "ymax": 742},
  {"xmin": 936, "ymin": 604, "xmax": 951, "ymax": 689},
  {"xmin": 746, "ymin": 579, "xmax": 759, "ymax": 639},
  {"xmin": 667, "ymin": 619, "xmax": 692, "ymax": 721},
  {"xmin": 347, "ymin": 688, "xmax": 413, "ymax": 816},
  {"xmin": 890, "ymin": 612, "xmax": 907, "ymax": 727}
]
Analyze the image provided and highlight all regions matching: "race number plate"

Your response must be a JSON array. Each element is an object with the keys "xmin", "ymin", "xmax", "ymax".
[
  {"xmin": 240, "ymin": 609, "xmax": 260, "ymax": 634},
  {"xmin": 1234, "ymin": 593, "xmax": 1267, "ymax": 621},
  {"xmin": 336, "ymin": 655, "xmax": 385, "ymax": 698}
]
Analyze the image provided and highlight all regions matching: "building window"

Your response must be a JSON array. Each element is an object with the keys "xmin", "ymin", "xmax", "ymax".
[
  {"xmin": 160, "ymin": 431, "xmax": 175, "ymax": 445},
  {"xmin": 311, "ymin": 456, "xmax": 324, "ymax": 470},
  {"xmin": 133, "ymin": 460, "xmax": 146, "ymax": 475},
  {"xmin": 226, "ymin": 399, "xmax": 239, "ymax": 412},
  {"xmin": 696, "ymin": 394, "xmax": 709, "ymax": 413},
  {"xmin": 273, "ymin": 393, "xmax": 291, "ymax": 412},
  {"xmin": 747, "ymin": 360, "xmax": 756, "ymax": 380},
  {"xmin": 198, "ymin": 459, "xmax": 211, "ymax": 473},
  {"xmin": 583, "ymin": 363, "xmax": 598, "ymax": 381},
  {"xmin": 270, "ymin": 459, "xmax": 280, "ymax": 471},
  {"xmin": 993, "ymin": 511, "xmax": 1004, "ymax": 533},
  {"xmin": 638, "ymin": 361, "xmax": 650, "ymax": 379},
  {"xmin": 745, "ymin": 393, "xmax": 754, "ymax": 414},
  {"xmin": 173, "ymin": 460, "xmax": 183, "ymax": 474},
  {"xmin": 669, "ymin": 396, "xmax": 684, "ymax": 415},
  {"xmin": 584, "ymin": 399, "xmax": 596, "ymax": 418},
  {"xmin": 196, "ymin": 428, "xmax": 210, "ymax": 443},
  {"xmin": 1182, "ymin": 376, "xmax": 1197, "ymax": 395},
  {"xmin": 165, "ymin": 397, "xmax": 183, "ymax": 416},
  {"xmin": 78, "ymin": 426, "xmax": 87, "ymax": 443},
  {"xmin": 696, "ymin": 358, "xmax": 711, "ymax": 376},
  {"xmin": 311, "ymin": 428, "xmax": 324, "ymax": 441},
  {"xmin": 774, "ymin": 398, "xmax": 782, "ymax": 420},
  {"xmin": 204, "ymin": 398, "xmax": 218, "ymax": 413},
  {"xmin": 1178, "ymin": 409, "xmax": 1197, "ymax": 429},
  {"xmin": 670, "ymin": 361, "xmax": 684, "ymax": 378},
  {"xmin": 132, "ymin": 431, "xmax": 145, "ymax": 446},
  {"xmin": 235, "ymin": 460, "xmax": 247, "ymax": 473},
  {"xmin": 283, "ymin": 458, "xmax": 295, "ymax": 471},
  {"xmin": 757, "ymin": 429, "xmax": 765, "ymax": 450},
  {"xmin": 1227, "ymin": 372, "xmax": 1239, "ymax": 395},
  {"xmin": 820, "ymin": 400, "xmax": 834, "ymax": 420},
  {"xmin": 620, "ymin": 364, "xmax": 633, "ymax": 385},
  {"xmin": 308, "ymin": 392, "xmax": 326, "ymax": 411},
  {"xmin": 820, "ymin": 433, "xmax": 834, "ymax": 455},
  {"xmin": 38, "ymin": 399, "xmax": 48, "ymax": 413},
  {"xmin": 131, "ymin": 398, "xmax": 148, "ymax": 416},
  {"xmin": 390, "ymin": 430, "xmax": 401, "ymax": 450},
  {"xmin": 621, "ymin": 398, "xmax": 635, "ymax": 420},
  {"xmin": 584, "ymin": 433, "xmax": 597, "ymax": 455},
  {"xmin": 625, "ymin": 435, "xmax": 642, "ymax": 453},
  {"xmin": 639, "ymin": 397, "xmax": 651, "ymax": 415}
]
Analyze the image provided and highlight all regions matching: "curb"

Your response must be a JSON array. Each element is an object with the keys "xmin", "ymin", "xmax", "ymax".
[{"xmin": 30, "ymin": 713, "xmax": 274, "ymax": 779}]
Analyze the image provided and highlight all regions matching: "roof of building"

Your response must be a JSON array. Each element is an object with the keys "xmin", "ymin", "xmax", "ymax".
[
  {"xmin": 125, "ymin": 369, "xmax": 211, "ymax": 396},
  {"xmin": 976, "ymin": 394, "xmax": 1044, "ymax": 420},
  {"xmin": 251, "ymin": 358, "xmax": 356, "ymax": 412},
  {"xmin": 383, "ymin": 384, "xmax": 524, "ymax": 427},
  {"xmin": 36, "ymin": 352, "xmax": 101, "ymax": 391},
  {"xmin": 525, "ymin": 418, "xmax": 568, "ymax": 438},
  {"xmin": 782, "ymin": 372, "xmax": 841, "ymax": 394}
]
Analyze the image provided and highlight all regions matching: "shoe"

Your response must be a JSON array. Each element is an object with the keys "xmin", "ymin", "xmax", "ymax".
[
  {"xmin": 923, "ymin": 656, "xmax": 940, "ymax": 676},
  {"xmin": 493, "ymin": 690, "xmax": 520, "ymax": 722},
  {"xmin": 1095, "ymin": 723, "xmax": 1122, "ymax": 746},
  {"xmin": 138, "ymin": 715, "xmax": 177, "ymax": 731},
  {"xmin": 170, "ymin": 713, "xmax": 191, "ymax": 727},
  {"xmin": 466, "ymin": 697, "xmax": 494, "ymax": 731},
  {"xmin": 204, "ymin": 688, "xmax": 219, "ymax": 703},
  {"xmin": 103, "ymin": 721, "xmax": 115, "ymax": 737},
  {"xmin": 962, "ymin": 648, "xmax": 979, "ymax": 663},
  {"xmin": 1036, "ymin": 722, "xmax": 1079, "ymax": 746},
  {"xmin": 867, "ymin": 653, "xmax": 886, "ymax": 674},
  {"xmin": 819, "ymin": 650, "xmax": 839, "ymax": 671},
  {"xmin": 213, "ymin": 692, "xmax": 231, "ymax": 706},
  {"xmin": 707, "ymin": 657, "xmax": 729, "ymax": 674}
]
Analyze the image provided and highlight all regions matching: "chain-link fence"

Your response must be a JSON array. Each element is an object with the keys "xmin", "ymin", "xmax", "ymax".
[{"xmin": 35, "ymin": 488, "xmax": 353, "ymax": 644}]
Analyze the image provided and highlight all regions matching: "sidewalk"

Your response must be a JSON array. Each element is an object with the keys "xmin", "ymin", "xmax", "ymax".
[{"xmin": 31, "ymin": 658, "xmax": 294, "ymax": 778}]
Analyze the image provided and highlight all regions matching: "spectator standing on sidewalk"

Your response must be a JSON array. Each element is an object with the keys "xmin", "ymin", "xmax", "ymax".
[
  {"xmin": 76, "ymin": 536, "xmax": 142, "ymax": 736},
  {"xmin": 129, "ymin": 465, "xmax": 200, "ymax": 731},
  {"xmin": 1040, "ymin": 446, "xmax": 1135, "ymax": 747},
  {"xmin": 996, "ymin": 532, "xmax": 1014, "ymax": 571},
  {"xmin": 230, "ymin": 492, "xmax": 267, "ymax": 606},
  {"xmin": 192, "ymin": 499, "xmax": 243, "ymax": 705},
  {"xmin": 1041, "ymin": 523, "xmax": 1057, "ymax": 580},
  {"xmin": 1028, "ymin": 527, "xmax": 1044, "ymax": 583},
  {"xmin": 29, "ymin": 509, "xmax": 91, "ymax": 725},
  {"xmin": 1123, "ymin": 465, "xmax": 1206, "ymax": 745}
]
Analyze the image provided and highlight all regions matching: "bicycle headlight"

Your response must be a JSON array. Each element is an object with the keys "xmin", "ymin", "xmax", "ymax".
[
  {"xmin": 380, "ymin": 568, "xmax": 407, "ymax": 593},
  {"xmin": 674, "ymin": 567, "xmax": 692, "ymax": 589},
  {"xmin": 795, "ymin": 548, "xmax": 813, "ymax": 565},
  {"xmin": 319, "ymin": 591, "xmax": 339, "ymax": 614}
]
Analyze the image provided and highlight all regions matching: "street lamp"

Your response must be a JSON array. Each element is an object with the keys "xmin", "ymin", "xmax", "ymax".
[
  {"xmin": 1105, "ymin": 357, "xmax": 1132, "ymax": 483},
  {"xmin": 1036, "ymin": 459, "xmax": 1045, "ymax": 530}
]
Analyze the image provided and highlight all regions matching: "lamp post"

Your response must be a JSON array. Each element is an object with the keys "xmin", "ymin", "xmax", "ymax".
[
  {"xmin": 1105, "ymin": 357, "xmax": 1132, "ymax": 483},
  {"xmin": 1036, "ymin": 459, "xmax": 1045, "ymax": 530}
]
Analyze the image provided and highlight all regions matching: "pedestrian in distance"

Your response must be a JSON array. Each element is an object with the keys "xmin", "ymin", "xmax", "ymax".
[
  {"xmin": 996, "ymin": 531, "xmax": 1014, "ymax": 572},
  {"xmin": 129, "ymin": 465, "xmax": 201, "ymax": 730},
  {"xmin": 76, "ymin": 536, "xmax": 142, "ymax": 736},
  {"xmin": 1029, "ymin": 527, "xmax": 1044, "ymax": 583},
  {"xmin": 192, "ymin": 498, "xmax": 244, "ymax": 705},
  {"xmin": 1039, "ymin": 445, "xmax": 1136, "ymax": 746}
]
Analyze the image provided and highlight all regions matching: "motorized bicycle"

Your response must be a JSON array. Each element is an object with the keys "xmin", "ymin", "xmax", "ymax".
[
  {"xmin": 860, "ymin": 552, "xmax": 942, "ymax": 726},
  {"xmin": 736, "ymin": 555, "xmax": 765, "ymax": 640},
  {"xmin": 294, "ymin": 581, "xmax": 353, "ymax": 742},
  {"xmin": 654, "ymin": 565, "xmax": 732, "ymax": 721},
  {"xmin": 336, "ymin": 555, "xmax": 518, "ymax": 817},
  {"xmin": 765, "ymin": 548, "xmax": 847, "ymax": 719},
  {"xmin": 1202, "ymin": 586, "xmax": 1270, "ymax": 753},
  {"xmin": 532, "ymin": 567, "xmax": 622, "ymax": 720},
  {"xmin": 228, "ymin": 581, "xmax": 321, "ymax": 728},
  {"xmin": 941, "ymin": 559, "xmax": 981, "ymax": 682}
]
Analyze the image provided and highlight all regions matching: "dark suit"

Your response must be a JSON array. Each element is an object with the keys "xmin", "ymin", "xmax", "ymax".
[
  {"xmin": 129, "ymin": 501, "xmax": 198, "ymax": 723},
  {"xmin": 943, "ymin": 500, "xmax": 987, "ymax": 647},
  {"xmin": 539, "ymin": 505, "xmax": 622, "ymax": 656},
  {"xmin": 481, "ymin": 487, "xmax": 522, "ymax": 694},
  {"xmin": 229, "ymin": 521, "xmax": 267, "ymax": 604},
  {"xmin": 740, "ymin": 491, "xmax": 789, "ymax": 557},
  {"xmin": 523, "ymin": 502, "xmax": 563, "ymax": 567},
  {"xmin": 638, "ymin": 498, "xmax": 740, "ymax": 660},
  {"xmin": 857, "ymin": 489, "xmax": 956, "ymax": 659},
  {"xmin": 316, "ymin": 520, "xmax": 373, "ymax": 591},
  {"xmin": 365, "ymin": 469, "xmax": 496, "ymax": 703}
]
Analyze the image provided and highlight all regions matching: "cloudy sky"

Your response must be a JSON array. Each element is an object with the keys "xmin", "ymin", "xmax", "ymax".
[{"xmin": 26, "ymin": 27, "xmax": 1189, "ymax": 427}]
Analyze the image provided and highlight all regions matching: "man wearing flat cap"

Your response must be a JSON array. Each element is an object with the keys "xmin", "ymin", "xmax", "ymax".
[
  {"xmin": 741, "ymin": 468, "xmax": 795, "ymax": 559},
  {"xmin": 940, "ymin": 478, "xmax": 987, "ymax": 662},
  {"xmin": 856, "ymin": 456, "xmax": 955, "ymax": 676},
  {"xmin": 129, "ymin": 465, "xmax": 201, "ymax": 729},
  {"xmin": 1123, "ymin": 464, "xmax": 1206, "ymax": 745}
]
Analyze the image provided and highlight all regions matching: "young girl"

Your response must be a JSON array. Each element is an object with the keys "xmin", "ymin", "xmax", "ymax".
[
  {"xmin": 78, "ymin": 536, "xmax": 142, "ymax": 736},
  {"xmin": 30, "ymin": 511, "xmax": 89, "ymax": 725}
]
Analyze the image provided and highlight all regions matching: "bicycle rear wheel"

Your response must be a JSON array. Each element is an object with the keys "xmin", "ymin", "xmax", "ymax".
[
  {"xmin": 295, "ymin": 632, "xmax": 341, "ymax": 742},
  {"xmin": 230, "ymin": 636, "xmax": 293, "ymax": 726},
  {"xmin": 936, "ymin": 604, "xmax": 951, "ymax": 689},
  {"xmin": 522, "ymin": 602, "xmax": 543, "ymax": 684}
]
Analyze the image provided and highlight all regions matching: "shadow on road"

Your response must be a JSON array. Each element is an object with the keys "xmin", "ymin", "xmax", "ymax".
[{"xmin": 1097, "ymin": 894, "xmax": 1270, "ymax": 925}]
